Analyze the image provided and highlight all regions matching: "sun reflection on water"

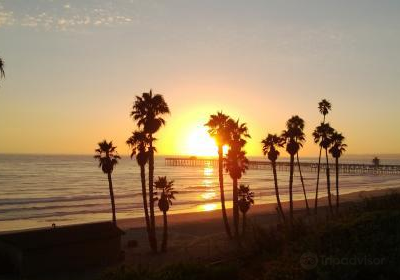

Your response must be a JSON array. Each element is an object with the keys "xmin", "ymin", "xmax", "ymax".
[
  {"xmin": 198, "ymin": 166, "xmax": 218, "ymax": 211},
  {"xmin": 203, "ymin": 167, "xmax": 213, "ymax": 176},
  {"xmin": 201, "ymin": 191, "xmax": 216, "ymax": 200},
  {"xmin": 199, "ymin": 203, "xmax": 218, "ymax": 212}
]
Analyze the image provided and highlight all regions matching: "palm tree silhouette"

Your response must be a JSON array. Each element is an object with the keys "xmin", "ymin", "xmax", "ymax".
[
  {"xmin": 126, "ymin": 130, "xmax": 152, "ymax": 248},
  {"xmin": 238, "ymin": 184, "xmax": 254, "ymax": 236},
  {"xmin": 224, "ymin": 119, "xmax": 250, "ymax": 238},
  {"xmin": 205, "ymin": 111, "xmax": 232, "ymax": 238},
  {"xmin": 313, "ymin": 123, "xmax": 335, "ymax": 215},
  {"xmin": 131, "ymin": 89, "xmax": 170, "ymax": 252},
  {"xmin": 0, "ymin": 57, "xmax": 4, "ymax": 80},
  {"xmin": 329, "ymin": 132, "xmax": 346, "ymax": 214},
  {"xmin": 315, "ymin": 99, "xmax": 332, "ymax": 214},
  {"xmin": 154, "ymin": 176, "xmax": 177, "ymax": 252},
  {"xmin": 287, "ymin": 115, "xmax": 309, "ymax": 213},
  {"xmin": 281, "ymin": 116, "xmax": 305, "ymax": 226},
  {"xmin": 94, "ymin": 140, "xmax": 120, "ymax": 225},
  {"xmin": 261, "ymin": 134, "xmax": 286, "ymax": 222}
]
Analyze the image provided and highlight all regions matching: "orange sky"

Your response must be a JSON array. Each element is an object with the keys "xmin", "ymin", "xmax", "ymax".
[{"xmin": 0, "ymin": 1, "xmax": 399, "ymax": 156}]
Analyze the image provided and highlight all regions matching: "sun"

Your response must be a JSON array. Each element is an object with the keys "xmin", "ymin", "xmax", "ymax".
[{"xmin": 184, "ymin": 126, "xmax": 218, "ymax": 157}]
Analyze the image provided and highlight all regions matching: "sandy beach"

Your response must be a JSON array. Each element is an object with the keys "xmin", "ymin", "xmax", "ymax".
[{"xmin": 117, "ymin": 186, "xmax": 400, "ymax": 266}]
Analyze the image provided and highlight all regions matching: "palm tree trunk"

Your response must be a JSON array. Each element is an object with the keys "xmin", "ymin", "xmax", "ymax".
[
  {"xmin": 314, "ymin": 146, "xmax": 323, "ymax": 214},
  {"xmin": 272, "ymin": 161, "xmax": 285, "ymax": 222},
  {"xmin": 233, "ymin": 178, "xmax": 239, "ymax": 238},
  {"xmin": 242, "ymin": 212, "xmax": 246, "ymax": 236},
  {"xmin": 148, "ymin": 137, "xmax": 157, "ymax": 252},
  {"xmin": 296, "ymin": 153, "xmax": 310, "ymax": 214},
  {"xmin": 289, "ymin": 155, "xmax": 295, "ymax": 227},
  {"xmin": 218, "ymin": 146, "xmax": 232, "ymax": 239},
  {"xmin": 140, "ymin": 164, "xmax": 152, "ymax": 249},
  {"xmin": 315, "ymin": 115, "xmax": 326, "ymax": 215},
  {"xmin": 161, "ymin": 211, "xmax": 168, "ymax": 252},
  {"xmin": 335, "ymin": 157, "xmax": 339, "ymax": 214},
  {"xmin": 107, "ymin": 173, "xmax": 117, "ymax": 225},
  {"xmin": 325, "ymin": 148, "xmax": 333, "ymax": 215}
]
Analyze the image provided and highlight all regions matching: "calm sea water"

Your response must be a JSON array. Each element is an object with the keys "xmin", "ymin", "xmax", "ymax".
[{"xmin": 1, "ymin": 154, "xmax": 400, "ymax": 232}]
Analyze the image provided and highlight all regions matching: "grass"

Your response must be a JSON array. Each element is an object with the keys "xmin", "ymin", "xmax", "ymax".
[{"xmin": 250, "ymin": 192, "xmax": 400, "ymax": 280}]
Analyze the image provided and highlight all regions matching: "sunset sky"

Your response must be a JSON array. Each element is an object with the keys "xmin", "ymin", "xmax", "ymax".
[{"xmin": 0, "ymin": 0, "xmax": 399, "ymax": 156}]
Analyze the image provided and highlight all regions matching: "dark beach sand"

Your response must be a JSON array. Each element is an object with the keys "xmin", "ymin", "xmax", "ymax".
[{"xmin": 118, "ymin": 186, "xmax": 400, "ymax": 266}]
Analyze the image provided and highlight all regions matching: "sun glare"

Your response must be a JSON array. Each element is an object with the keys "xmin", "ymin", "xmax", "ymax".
[{"xmin": 184, "ymin": 126, "xmax": 218, "ymax": 157}]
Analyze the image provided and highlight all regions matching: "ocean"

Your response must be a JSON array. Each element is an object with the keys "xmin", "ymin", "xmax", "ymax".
[{"xmin": 1, "ymin": 154, "xmax": 400, "ymax": 232}]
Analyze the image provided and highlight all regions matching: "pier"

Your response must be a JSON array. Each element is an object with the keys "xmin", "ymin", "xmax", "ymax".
[{"xmin": 165, "ymin": 157, "xmax": 400, "ymax": 175}]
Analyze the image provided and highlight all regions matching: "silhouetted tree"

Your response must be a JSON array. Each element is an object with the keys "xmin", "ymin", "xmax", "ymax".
[
  {"xmin": 329, "ymin": 131, "xmax": 347, "ymax": 214},
  {"xmin": 154, "ymin": 176, "xmax": 177, "ymax": 252},
  {"xmin": 205, "ymin": 111, "xmax": 232, "ymax": 238},
  {"xmin": 313, "ymin": 123, "xmax": 334, "ymax": 215},
  {"xmin": 131, "ymin": 89, "xmax": 170, "ymax": 253},
  {"xmin": 262, "ymin": 134, "xmax": 286, "ymax": 222},
  {"xmin": 281, "ymin": 116, "xmax": 305, "ymax": 226},
  {"xmin": 94, "ymin": 140, "xmax": 120, "ymax": 225},
  {"xmin": 225, "ymin": 119, "xmax": 250, "ymax": 238},
  {"xmin": 126, "ymin": 130, "xmax": 152, "ymax": 249},
  {"xmin": 238, "ymin": 184, "xmax": 254, "ymax": 236},
  {"xmin": 315, "ymin": 99, "xmax": 332, "ymax": 214},
  {"xmin": 0, "ymin": 57, "xmax": 4, "ymax": 80},
  {"xmin": 287, "ymin": 115, "xmax": 309, "ymax": 213}
]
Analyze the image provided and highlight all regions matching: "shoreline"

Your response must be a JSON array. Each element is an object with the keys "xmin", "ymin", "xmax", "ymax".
[{"xmin": 1, "ymin": 186, "xmax": 399, "ymax": 235}]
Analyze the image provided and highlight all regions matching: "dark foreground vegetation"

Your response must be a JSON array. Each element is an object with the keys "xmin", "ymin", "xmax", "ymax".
[{"xmin": 101, "ymin": 192, "xmax": 400, "ymax": 280}]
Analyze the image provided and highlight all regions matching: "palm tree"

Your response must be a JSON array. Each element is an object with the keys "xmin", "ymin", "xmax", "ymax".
[
  {"xmin": 238, "ymin": 184, "xmax": 254, "ymax": 236},
  {"xmin": 131, "ymin": 89, "xmax": 170, "ymax": 252},
  {"xmin": 315, "ymin": 99, "xmax": 332, "ymax": 214},
  {"xmin": 287, "ymin": 115, "xmax": 309, "ymax": 213},
  {"xmin": 329, "ymin": 132, "xmax": 347, "ymax": 214},
  {"xmin": 205, "ymin": 111, "xmax": 232, "ymax": 238},
  {"xmin": 154, "ymin": 176, "xmax": 177, "ymax": 252},
  {"xmin": 261, "ymin": 134, "xmax": 286, "ymax": 222},
  {"xmin": 94, "ymin": 140, "xmax": 120, "ymax": 225},
  {"xmin": 281, "ymin": 116, "xmax": 305, "ymax": 226},
  {"xmin": 126, "ymin": 130, "xmax": 152, "ymax": 248},
  {"xmin": 0, "ymin": 57, "xmax": 5, "ymax": 80},
  {"xmin": 224, "ymin": 119, "xmax": 250, "ymax": 238},
  {"xmin": 313, "ymin": 123, "xmax": 334, "ymax": 215}
]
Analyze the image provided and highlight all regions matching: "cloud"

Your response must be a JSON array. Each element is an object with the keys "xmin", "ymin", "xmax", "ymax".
[
  {"xmin": 0, "ymin": 1, "xmax": 134, "ymax": 31},
  {"xmin": 0, "ymin": 4, "xmax": 15, "ymax": 27}
]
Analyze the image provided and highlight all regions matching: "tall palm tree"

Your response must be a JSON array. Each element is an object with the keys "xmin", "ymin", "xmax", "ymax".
[
  {"xmin": 154, "ymin": 176, "xmax": 177, "ymax": 252},
  {"xmin": 205, "ymin": 111, "xmax": 232, "ymax": 238},
  {"xmin": 313, "ymin": 123, "xmax": 334, "ymax": 215},
  {"xmin": 261, "ymin": 134, "xmax": 286, "ymax": 222},
  {"xmin": 126, "ymin": 130, "xmax": 152, "ymax": 248},
  {"xmin": 287, "ymin": 115, "xmax": 309, "ymax": 213},
  {"xmin": 131, "ymin": 89, "xmax": 170, "ymax": 252},
  {"xmin": 238, "ymin": 184, "xmax": 254, "ymax": 236},
  {"xmin": 0, "ymin": 57, "xmax": 5, "ymax": 80},
  {"xmin": 315, "ymin": 99, "xmax": 332, "ymax": 214},
  {"xmin": 329, "ymin": 132, "xmax": 347, "ymax": 214},
  {"xmin": 94, "ymin": 140, "xmax": 120, "ymax": 225},
  {"xmin": 224, "ymin": 119, "xmax": 250, "ymax": 238},
  {"xmin": 281, "ymin": 116, "xmax": 305, "ymax": 226}
]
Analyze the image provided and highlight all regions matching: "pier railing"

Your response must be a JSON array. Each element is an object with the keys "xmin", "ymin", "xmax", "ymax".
[{"xmin": 165, "ymin": 157, "xmax": 400, "ymax": 175}]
